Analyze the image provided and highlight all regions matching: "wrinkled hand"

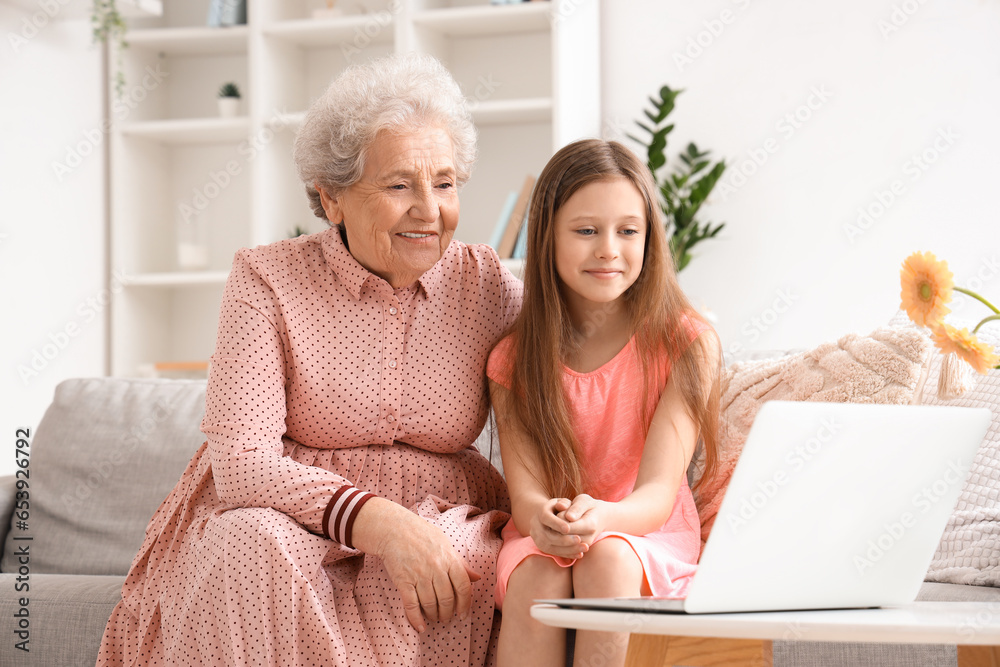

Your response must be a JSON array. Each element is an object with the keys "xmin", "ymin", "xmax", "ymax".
[
  {"xmin": 365, "ymin": 503, "xmax": 480, "ymax": 633},
  {"xmin": 528, "ymin": 497, "xmax": 587, "ymax": 559},
  {"xmin": 561, "ymin": 494, "xmax": 606, "ymax": 549}
]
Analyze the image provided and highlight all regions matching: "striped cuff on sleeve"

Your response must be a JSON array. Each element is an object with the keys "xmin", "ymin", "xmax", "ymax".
[{"xmin": 322, "ymin": 485, "xmax": 377, "ymax": 549}]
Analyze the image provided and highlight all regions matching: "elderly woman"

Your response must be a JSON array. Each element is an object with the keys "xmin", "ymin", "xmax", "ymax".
[{"xmin": 97, "ymin": 54, "xmax": 522, "ymax": 666}]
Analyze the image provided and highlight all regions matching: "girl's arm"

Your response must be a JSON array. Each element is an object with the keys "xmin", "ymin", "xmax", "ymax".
[
  {"xmin": 563, "ymin": 330, "xmax": 721, "ymax": 542},
  {"xmin": 490, "ymin": 380, "xmax": 587, "ymax": 559}
]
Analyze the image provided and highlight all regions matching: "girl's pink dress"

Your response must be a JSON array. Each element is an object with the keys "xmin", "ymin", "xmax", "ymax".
[{"xmin": 487, "ymin": 321, "xmax": 706, "ymax": 607}]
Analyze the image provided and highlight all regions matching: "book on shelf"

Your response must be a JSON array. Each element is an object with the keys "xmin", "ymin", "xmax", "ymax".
[
  {"xmin": 488, "ymin": 190, "xmax": 519, "ymax": 250},
  {"xmin": 496, "ymin": 174, "xmax": 535, "ymax": 259},
  {"xmin": 207, "ymin": 0, "xmax": 246, "ymax": 27},
  {"xmin": 511, "ymin": 216, "xmax": 528, "ymax": 260}
]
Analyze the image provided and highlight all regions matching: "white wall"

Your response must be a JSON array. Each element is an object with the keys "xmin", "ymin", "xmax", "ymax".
[
  {"xmin": 602, "ymin": 0, "xmax": 1000, "ymax": 355},
  {"xmin": 3, "ymin": 0, "xmax": 999, "ymax": 474},
  {"xmin": 0, "ymin": 4, "xmax": 105, "ymax": 476}
]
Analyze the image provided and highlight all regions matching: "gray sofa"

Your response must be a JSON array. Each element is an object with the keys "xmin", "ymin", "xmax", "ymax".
[{"xmin": 1, "ymin": 376, "xmax": 999, "ymax": 666}]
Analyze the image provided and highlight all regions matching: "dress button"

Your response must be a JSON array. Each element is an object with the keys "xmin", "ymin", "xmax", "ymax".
[
  {"xmin": 389, "ymin": 307, "xmax": 398, "ymax": 315},
  {"xmin": 388, "ymin": 360, "xmax": 397, "ymax": 369},
  {"xmin": 387, "ymin": 414, "xmax": 395, "ymax": 423}
]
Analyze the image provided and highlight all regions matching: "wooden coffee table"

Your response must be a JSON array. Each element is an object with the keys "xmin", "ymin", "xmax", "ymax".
[{"xmin": 531, "ymin": 601, "xmax": 1000, "ymax": 667}]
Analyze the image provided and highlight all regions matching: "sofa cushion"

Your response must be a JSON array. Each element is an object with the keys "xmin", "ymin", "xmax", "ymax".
[
  {"xmin": 0, "ymin": 378, "xmax": 207, "ymax": 576},
  {"xmin": 917, "ymin": 581, "xmax": 1000, "ymax": 602},
  {"xmin": 694, "ymin": 326, "xmax": 932, "ymax": 545},
  {"xmin": 0, "ymin": 573, "xmax": 123, "ymax": 666},
  {"xmin": 888, "ymin": 311, "xmax": 1000, "ymax": 587}
]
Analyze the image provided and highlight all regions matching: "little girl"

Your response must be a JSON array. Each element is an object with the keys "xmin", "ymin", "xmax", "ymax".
[{"xmin": 488, "ymin": 139, "xmax": 722, "ymax": 667}]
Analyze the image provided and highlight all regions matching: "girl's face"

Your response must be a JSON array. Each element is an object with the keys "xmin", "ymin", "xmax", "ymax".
[{"xmin": 553, "ymin": 177, "xmax": 647, "ymax": 312}]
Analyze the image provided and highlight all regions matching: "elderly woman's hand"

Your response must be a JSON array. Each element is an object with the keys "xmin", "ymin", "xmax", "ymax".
[{"xmin": 351, "ymin": 497, "xmax": 479, "ymax": 633}]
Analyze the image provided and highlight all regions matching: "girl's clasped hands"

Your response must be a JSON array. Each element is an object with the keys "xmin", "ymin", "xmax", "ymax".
[{"xmin": 530, "ymin": 495, "xmax": 605, "ymax": 560}]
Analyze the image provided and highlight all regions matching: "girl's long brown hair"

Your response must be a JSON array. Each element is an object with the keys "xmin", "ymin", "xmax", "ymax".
[{"xmin": 497, "ymin": 139, "xmax": 721, "ymax": 499}]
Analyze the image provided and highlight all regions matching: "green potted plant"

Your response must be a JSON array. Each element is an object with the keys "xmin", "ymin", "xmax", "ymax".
[
  {"xmin": 91, "ymin": 0, "xmax": 128, "ymax": 100},
  {"xmin": 629, "ymin": 85, "xmax": 726, "ymax": 272},
  {"xmin": 217, "ymin": 82, "xmax": 241, "ymax": 118}
]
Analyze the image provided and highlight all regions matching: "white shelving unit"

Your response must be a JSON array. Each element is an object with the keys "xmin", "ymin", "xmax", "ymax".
[{"xmin": 109, "ymin": 0, "xmax": 600, "ymax": 377}]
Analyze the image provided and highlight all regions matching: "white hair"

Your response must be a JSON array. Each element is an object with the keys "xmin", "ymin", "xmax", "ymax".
[{"xmin": 292, "ymin": 53, "xmax": 478, "ymax": 222}]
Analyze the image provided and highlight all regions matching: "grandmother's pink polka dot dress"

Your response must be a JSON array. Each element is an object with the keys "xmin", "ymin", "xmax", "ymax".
[{"xmin": 97, "ymin": 227, "xmax": 522, "ymax": 666}]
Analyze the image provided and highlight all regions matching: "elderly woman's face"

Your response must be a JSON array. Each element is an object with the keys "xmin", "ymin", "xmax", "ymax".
[{"xmin": 318, "ymin": 126, "xmax": 460, "ymax": 288}]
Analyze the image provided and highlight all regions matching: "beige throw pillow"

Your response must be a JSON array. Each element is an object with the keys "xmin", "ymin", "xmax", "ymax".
[
  {"xmin": 694, "ymin": 326, "xmax": 932, "ymax": 547},
  {"xmin": 886, "ymin": 312, "xmax": 1000, "ymax": 586}
]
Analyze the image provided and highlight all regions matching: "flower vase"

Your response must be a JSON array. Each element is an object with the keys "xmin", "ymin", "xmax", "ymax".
[{"xmin": 176, "ymin": 214, "xmax": 209, "ymax": 271}]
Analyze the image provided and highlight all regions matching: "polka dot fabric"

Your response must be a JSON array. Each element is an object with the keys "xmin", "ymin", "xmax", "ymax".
[{"xmin": 97, "ymin": 227, "xmax": 522, "ymax": 666}]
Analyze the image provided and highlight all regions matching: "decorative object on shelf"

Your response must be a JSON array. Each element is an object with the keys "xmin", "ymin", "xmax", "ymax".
[
  {"xmin": 176, "ymin": 211, "xmax": 209, "ymax": 271},
  {"xmin": 217, "ymin": 82, "xmax": 241, "ymax": 118},
  {"xmin": 207, "ymin": 0, "xmax": 247, "ymax": 27},
  {"xmin": 899, "ymin": 251, "xmax": 1000, "ymax": 398},
  {"xmin": 90, "ymin": 0, "xmax": 128, "ymax": 100},
  {"xmin": 312, "ymin": 0, "xmax": 343, "ymax": 19},
  {"xmin": 628, "ymin": 85, "xmax": 726, "ymax": 272},
  {"xmin": 494, "ymin": 175, "xmax": 535, "ymax": 259}
]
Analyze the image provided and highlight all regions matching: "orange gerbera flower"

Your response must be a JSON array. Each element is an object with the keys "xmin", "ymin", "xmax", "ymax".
[
  {"xmin": 900, "ymin": 251, "xmax": 953, "ymax": 327},
  {"xmin": 932, "ymin": 323, "xmax": 1000, "ymax": 375}
]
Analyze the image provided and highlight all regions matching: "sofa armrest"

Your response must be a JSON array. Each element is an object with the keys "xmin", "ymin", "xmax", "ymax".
[{"xmin": 0, "ymin": 475, "xmax": 15, "ymax": 562}]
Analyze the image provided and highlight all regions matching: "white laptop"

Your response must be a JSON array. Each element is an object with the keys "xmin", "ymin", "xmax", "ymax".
[{"xmin": 539, "ymin": 400, "xmax": 991, "ymax": 614}]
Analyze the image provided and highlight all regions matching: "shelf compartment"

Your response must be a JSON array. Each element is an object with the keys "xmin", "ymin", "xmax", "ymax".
[
  {"xmin": 123, "ymin": 271, "xmax": 232, "ymax": 287},
  {"xmin": 266, "ymin": 111, "xmax": 307, "ymax": 130},
  {"xmin": 126, "ymin": 26, "xmax": 250, "ymax": 56},
  {"xmin": 263, "ymin": 15, "xmax": 396, "ymax": 47},
  {"xmin": 413, "ymin": 3, "xmax": 551, "ymax": 36},
  {"xmin": 271, "ymin": 97, "xmax": 552, "ymax": 130},
  {"xmin": 119, "ymin": 117, "xmax": 251, "ymax": 144}
]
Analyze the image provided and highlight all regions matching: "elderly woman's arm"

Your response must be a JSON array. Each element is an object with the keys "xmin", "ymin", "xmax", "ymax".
[{"xmin": 202, "ymin": 250, "xmax": 366, "ymax": 538}]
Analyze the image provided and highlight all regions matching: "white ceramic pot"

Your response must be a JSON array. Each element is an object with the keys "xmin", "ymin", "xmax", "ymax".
[{"xmin": 217, "ymin": 97, "xmax": 240, "ymax": 118}]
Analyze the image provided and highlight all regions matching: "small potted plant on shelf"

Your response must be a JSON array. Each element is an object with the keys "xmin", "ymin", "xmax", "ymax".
[{"xmin": 217, "ymin": 82, "xmax": 241, "ymax": 118}]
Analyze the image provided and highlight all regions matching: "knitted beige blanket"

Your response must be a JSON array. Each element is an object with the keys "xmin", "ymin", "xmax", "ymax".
[{"xmin": 693, "ymin": 327, "xmax": 932, "ymax": 547}]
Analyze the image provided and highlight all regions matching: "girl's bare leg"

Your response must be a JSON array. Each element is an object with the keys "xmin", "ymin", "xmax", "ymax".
[
  {"xmin": 497, "ymin": 555, "xmax": 573, "ymax": 667},
  {"xmin": 570, "ymin": 538, "xmax": 644, "ymax": 667}
]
